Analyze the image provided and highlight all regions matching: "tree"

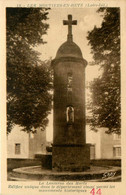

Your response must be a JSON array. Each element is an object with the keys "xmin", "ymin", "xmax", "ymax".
[
  {"xmin": 7, "ymin": 8, "xmax": 52, "ymax": 133},
  {"xmin": 87, "ymin": 8, "xmax": 120, "ymax": 134}
]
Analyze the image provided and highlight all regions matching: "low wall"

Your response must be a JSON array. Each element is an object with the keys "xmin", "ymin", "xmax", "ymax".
[
  {"xmin": 91, "ymin": 159, "xmax": 121, "ymax": 167},
  {"xmin": 7, "ymin": 158, "xmax": 41, "ymax": 171}
]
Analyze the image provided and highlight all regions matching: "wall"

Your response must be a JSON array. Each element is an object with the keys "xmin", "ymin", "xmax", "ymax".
[
  {"xmin": 86, "ymin": 125, "xmax": 101, "ymax": 159},
  {"xmin": 7, "ymin": 159, "xmax": 41, "ymax": 172},
  {"xmin": 29, "ymin": 128, "xmax": 46, "ymax": 158},
  {"xmin": 86, "ymin": 125, "xmax": 121, "ymax": 159},
  {"xmin": 7, "ymin": 125, "xmax": 29, "ymax": 159},
  {"xmin": 100, "ymin": 128, "xmax": 121, "ymax": 159},
  {"xmin": 53, "ymin": 60, "xmax": 86, "ymax": 145}
]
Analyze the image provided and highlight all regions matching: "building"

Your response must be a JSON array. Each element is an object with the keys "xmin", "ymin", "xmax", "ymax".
[
  {"xmin": 86, "ymin": 125, "xmax": 121, "ymax": 159},
  {"xmin": 7, "ymin": 125, "xmax": 46, "ymax": 159},
  {"xmin": 7, "ymin": 124, "xmax": 121, "ymax": 160}
]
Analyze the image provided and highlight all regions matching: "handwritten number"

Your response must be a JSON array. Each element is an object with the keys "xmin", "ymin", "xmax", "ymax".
[
  {"xmin": 90, "ymin": 188, "xmax": 101, "ymax": 195},
  {"xmin": 96, "ymin": 189, "xmax": 101, "ymax": 195},
  {"xmin": 90, "ymin": 188, "xmax": 95, "ymax": 195}
]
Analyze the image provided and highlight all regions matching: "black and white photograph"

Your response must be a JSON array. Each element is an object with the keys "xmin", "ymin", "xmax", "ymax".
[
  {"xmin": 6, "ymin": 6, "xmax": 121, "ymax": 182},
  {"xmin": 1, "ymin": 0, "xmax": 126, "ymax": 194}
]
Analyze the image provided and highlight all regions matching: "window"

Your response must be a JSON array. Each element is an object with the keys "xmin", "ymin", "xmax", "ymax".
[
  {"xmin": 113, "ymin": 146, "xmax": 121, "ymax": 157},
  {"xmin": 90, "ymin": 145, "xmax": 95, "ymax": 159},
  {"xmin": 15, "ymin": 143, "xmax": 21, "ymax": 154},
  {"xmin": 67, "ymin": 72, "xmax": 73, "ymax": 103},
  {"xmin": 67, "ymin": 72, "xmax": 73, "ymax": 92}
]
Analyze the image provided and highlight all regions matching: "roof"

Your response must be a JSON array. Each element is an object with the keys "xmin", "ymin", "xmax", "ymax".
[{"xmin": 55, "ymin": 41, "xmax": 83, "ymax": 59}]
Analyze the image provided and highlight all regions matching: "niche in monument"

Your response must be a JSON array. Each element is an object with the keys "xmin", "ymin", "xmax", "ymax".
[
  {"xmin": 66, "ymin": 106, "xmax": 74, "ymax": 124},
  {"xmin": 51, "ymin": 15, "xmax": 90, "ymax": 172}
]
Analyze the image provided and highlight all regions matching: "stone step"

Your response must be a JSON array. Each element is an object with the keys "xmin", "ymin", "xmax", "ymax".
[
  {"xmin": 8, "ymin": 165, "xmax": 121, "ymax": 181},
  {"xmin": 8, "ymin": 174, "xmax": 121, "ymax": 182}
]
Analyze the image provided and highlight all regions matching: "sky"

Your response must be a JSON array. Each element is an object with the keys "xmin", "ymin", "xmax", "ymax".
[{"xmin": 35, "ymin": 8, "xmax": 103, "ymax": 142}]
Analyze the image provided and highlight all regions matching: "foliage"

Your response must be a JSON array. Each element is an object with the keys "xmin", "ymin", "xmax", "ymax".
[
  {"xmin": 87, "ymin": 8, "xmax": 120, "ymax": 134},
  {"xmin": 7, "ymin": 8, "xmax": 52, "ymax": 133}
]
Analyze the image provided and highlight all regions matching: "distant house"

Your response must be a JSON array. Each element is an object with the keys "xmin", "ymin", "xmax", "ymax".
[
  {"xmin": 86, "ymin": 125, "xmax": 121, "ymax": 160},
  {"xmin": 7, "ymin": 125, "xmax": 47, "ymax": 159},
  {"xmin": 7, "ymin": 124, "xmax": 121, "ymax": 160}
]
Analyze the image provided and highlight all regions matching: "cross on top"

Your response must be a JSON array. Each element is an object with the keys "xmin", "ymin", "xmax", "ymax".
[{"xmin": 63, "ymin": 15, "xmax": 77, "ymax": 42}]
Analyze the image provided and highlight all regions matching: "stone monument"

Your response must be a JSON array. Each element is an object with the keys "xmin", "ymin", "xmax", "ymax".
[{"xmin": 51, "ymin": 15, "xmax": 90, "ymax": 171}]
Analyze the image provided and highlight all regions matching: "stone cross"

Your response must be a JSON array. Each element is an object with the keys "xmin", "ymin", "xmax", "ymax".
[{"xmin": 63, "ymin": 15, "xmax": 77, "ymax": 41}]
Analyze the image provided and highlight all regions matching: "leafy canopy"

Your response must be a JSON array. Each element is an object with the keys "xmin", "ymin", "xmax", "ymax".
[
  {"xmin": 7, "ymin": 8, "xmax": 52, "ymax": 133},
  {"xmin": 87, "ymin": 8, "xmax": 120, "ymax": 134}
]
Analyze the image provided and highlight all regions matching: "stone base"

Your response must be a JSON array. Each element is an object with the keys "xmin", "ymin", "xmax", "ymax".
[
  {"xmin": 9, "ymin": 165, "xmax": 121, "ymax": 181},
  {"xmin": 52, "ymin": 144, "xmax": 90, "ymax": 172},
  {"xmin": 35, "ymin": 154, "xmax": 52, "ymax": 169}
]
